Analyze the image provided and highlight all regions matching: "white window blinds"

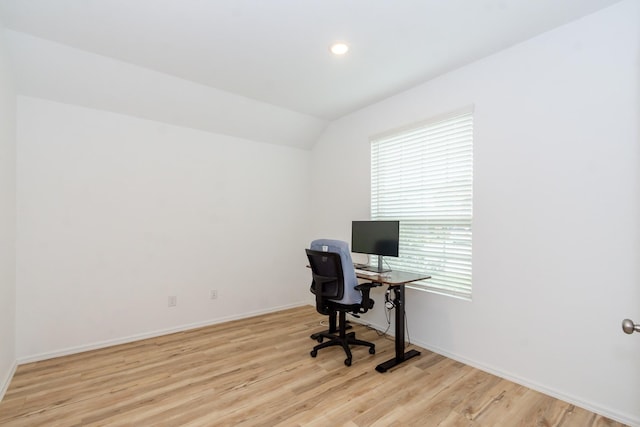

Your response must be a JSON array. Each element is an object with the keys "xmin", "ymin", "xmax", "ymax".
[{"xmin": 371, "ymin": 110, "xmax": 473, "ymax": 299}]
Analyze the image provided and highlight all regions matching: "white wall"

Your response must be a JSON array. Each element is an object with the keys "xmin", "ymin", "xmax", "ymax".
[
  {"xmin": 0, "ymin": 27, "xmax": 17, "ymax": 399},
  {"xmin": 16, "ymin": 97, "xmax": 312, "ymax": 361},
  {"xmin": 311, "ymin": 1, "xmax": 640, "ymax": 424}
]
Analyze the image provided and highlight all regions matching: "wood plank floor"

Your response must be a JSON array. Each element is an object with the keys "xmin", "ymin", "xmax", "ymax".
[{"xmin": 0, "ymin": 306, "xmax": 627, "ymax": 426}]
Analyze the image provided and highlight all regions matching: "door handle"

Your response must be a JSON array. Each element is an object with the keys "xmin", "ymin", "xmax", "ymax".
[{"xmin": 622, "ymin": 319, "xmax": 640, "ymax": 334}]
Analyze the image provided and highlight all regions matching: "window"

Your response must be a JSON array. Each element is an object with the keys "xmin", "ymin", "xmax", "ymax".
[{"xmin": 370, "ymin": 109, "xmax": 473, "ymax": 299}]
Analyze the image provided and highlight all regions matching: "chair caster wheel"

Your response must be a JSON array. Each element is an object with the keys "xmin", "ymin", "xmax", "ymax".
[
  {"xmin": 344, "ymin": 358, "xmax": 352, "ymax": 366},
  {"xmin": 316, "ymin": 337, "xmax": 323, "ymax": 343},
  {"xmin": 369, "ymin": 347, "xmax": 375, "ymax": 354},
  {"xmin": 310, "ymin": 350, "xmax": 317, "ymax": 358}
]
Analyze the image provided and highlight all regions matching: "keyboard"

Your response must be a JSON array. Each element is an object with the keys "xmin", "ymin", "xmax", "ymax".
[{"xmin": 355, "ymin": 269, "xmax": 378, "ymax": 276}]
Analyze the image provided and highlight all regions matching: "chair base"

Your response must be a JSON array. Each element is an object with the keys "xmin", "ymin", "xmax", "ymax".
[{"xmin": 309, "ymin": 311, "xmax": 375, "ymax": 366}]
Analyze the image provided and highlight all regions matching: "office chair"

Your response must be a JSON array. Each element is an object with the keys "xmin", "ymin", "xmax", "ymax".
[{"xmin": 306, "ymin": 239, "xmax": 377, "ymax": 366}]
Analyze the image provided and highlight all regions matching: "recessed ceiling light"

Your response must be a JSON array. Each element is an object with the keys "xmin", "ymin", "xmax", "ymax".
[{"xmin": 330, "ymin": 42, "xmax": 349, "ymax": 55}]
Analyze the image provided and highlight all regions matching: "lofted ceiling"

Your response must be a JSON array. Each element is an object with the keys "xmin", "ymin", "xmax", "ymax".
[{"xmin": 0, "ymin": 0, "xmax": 623, "ymax": 148}]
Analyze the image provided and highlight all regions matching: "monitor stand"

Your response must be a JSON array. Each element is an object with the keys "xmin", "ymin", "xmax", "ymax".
[
  {"xmin": 355, "ymin": 256, "xmax": 392, "ymax": 273},
  {"xmin": 376, "ymin": 255, "xmax": 391, "ymax": 273}
]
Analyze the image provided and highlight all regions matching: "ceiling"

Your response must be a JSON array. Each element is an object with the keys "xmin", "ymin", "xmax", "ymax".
[{"xmin": 0, "ymin": 0, "xmax": 623, "ymax": 147}]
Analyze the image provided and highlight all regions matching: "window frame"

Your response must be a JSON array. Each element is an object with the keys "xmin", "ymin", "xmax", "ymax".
[{"xmin": 369, "ymin": 107, "xmax": 474, "ymax": 300}]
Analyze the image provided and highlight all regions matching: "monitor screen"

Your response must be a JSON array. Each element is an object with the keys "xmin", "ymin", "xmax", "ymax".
[{"xmin": 351, "ymin": 220, "xmax": 399, "ymax": 257}]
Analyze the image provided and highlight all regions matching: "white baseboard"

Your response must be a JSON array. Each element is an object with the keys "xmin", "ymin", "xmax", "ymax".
[
  {"xmin": 0, "ymin": 360, "xmax": 17, "ymax": 402},
  {"xmin": 17, "ymin": 302, "xmax": 308, "ymax": 365},
  {"xmin": 358, "ymin": 317, "xmax": 638, "ymax": 427}
]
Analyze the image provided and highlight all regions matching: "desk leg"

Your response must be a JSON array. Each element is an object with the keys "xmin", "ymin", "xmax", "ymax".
[{"xmin": 375, "ymin": 284, "xmax": 421, "ymax": 372}]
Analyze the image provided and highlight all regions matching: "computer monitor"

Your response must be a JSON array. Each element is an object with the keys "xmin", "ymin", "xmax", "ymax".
[{"xmin": 351, "ymin": 220, "xmax": 399, "ymax": 273}]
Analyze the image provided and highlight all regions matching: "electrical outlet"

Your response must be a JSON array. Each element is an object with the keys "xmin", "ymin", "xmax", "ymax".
[
  {"xmin": 168, "ymin": 296, "xmax": 177, "ymax": 307},
  {"xmin": 210, "ymin": 290, "xmax": 218, "ymax": 300}
]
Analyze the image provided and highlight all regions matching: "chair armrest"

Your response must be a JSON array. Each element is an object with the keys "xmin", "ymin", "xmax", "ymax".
[
  {"xmin": 354, "ymin": 282, "xmax": 380, "ymax": 312},
  {"xmin": 354, "ymin": 282, "xmax": 380, "ymax": 292}
]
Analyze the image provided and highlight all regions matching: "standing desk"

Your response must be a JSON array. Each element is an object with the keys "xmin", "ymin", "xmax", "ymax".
[{"xmin": 355, "ymin": 269, "xmax": 431, "ymax": 372}]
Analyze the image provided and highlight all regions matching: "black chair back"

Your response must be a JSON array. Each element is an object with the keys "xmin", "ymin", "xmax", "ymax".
[{"xmin": 306, "ymin": 249, "xmax": 345, "ymax": 315}]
